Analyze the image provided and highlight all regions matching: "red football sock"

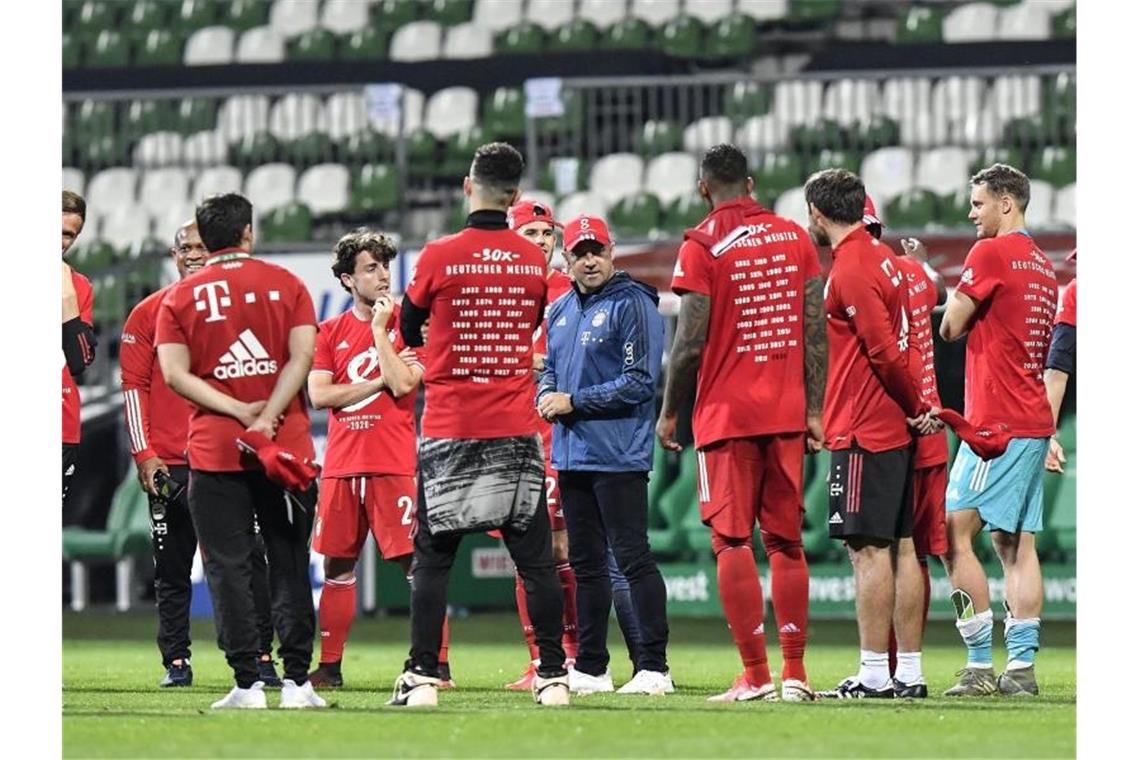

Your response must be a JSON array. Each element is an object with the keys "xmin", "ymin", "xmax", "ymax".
[
  {"xmin": 763, "ymin": 533, "xmax": 809, "ymax": 683},
  {"xmin": 439, "ymin": 615, "xmax": 450, "ymax": 666},
  {"xmin": 515, "ymin": 573, "xmax": 540, "ymax": 661},
  {"xmin": 713, "ymin": 535, "xmax": 770, "ymax": 687},
  {"xmin": 317, "ymin": 576, "xmax": 356, "ymax": 665},
  {"xmin": 557, "ymin": 562, "xmax": 579, "ymax": 660}
]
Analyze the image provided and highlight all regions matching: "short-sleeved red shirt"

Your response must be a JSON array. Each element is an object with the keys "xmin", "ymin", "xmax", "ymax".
[
  {"xmin": 62, "ymin": 270, "xmax": 94, "ymax": 445},
  {"xmin": 671, "ymin": 201, "xmax": 822, "ymax": 448},
  {"xmin": 404, "ymin": 221, "xmax": 547, "ymax": 439},
  {"xmin": 1055, "ymin": 279, "xmax": 1076, "ymax": 327},
  {"xmin": 311, "ymin": 305, "xmax": 421, "ymax": 477},
  {"xmin": 956, "ymin": 232, "xmax": 1057, "ymax": 438},
  {"xmin": 894, "ymin": 255, "xmax": 948, "ymax": 468},
  {"xmin": 823, "ymin": 228, "xmax": 916, "ymax": 453},
  {"xmin": 154, "ymin": 249, "xmax": 318, "ymax": 472}
]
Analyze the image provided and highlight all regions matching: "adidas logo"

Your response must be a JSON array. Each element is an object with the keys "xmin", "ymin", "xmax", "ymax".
[
  {"xmin": 336, "ymin": 340, "xmax": 350, "ymax": 350},
  {"xmin": 213, "ymin": 329, "xmax": 279, "ymax": 380},
  {"xmin": 752, "ymin": 624, "xmax": 765, "ymax": 636},
  {"xmin": 780, "ymin": 623, "xmax": 800, "ymax": 634},
  {"xmin": 829, "ymin": 512, "xmax": 843, "ymax": 525}
]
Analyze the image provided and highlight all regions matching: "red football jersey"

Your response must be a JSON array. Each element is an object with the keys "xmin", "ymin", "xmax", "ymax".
[
  {"xmin": 957, "ymin": 232, "xmax": 1057, "ymax": 437},
  {"xmin": 62, "ymin": 270, "xmax": 94, "ymax": 445},
  {"xmin": 404, "ymin": 226, "xmax": 547, "ymax": 439},
  {"xmin": 671, "ymin": 202, "xmax": 822, "ymax": 448},
  {"xmin": 311, "ymin": 306, "xmax": 421, "ymax": 477},
  {"xmin": 1055, "ymin": 278, "xmax": 1076, "ymax": 327},
  {"xmin": 536, "ymin": 269, "xmax": 574, "ymax": 454},
  {"xmin": 894, "ymin": 255, "xmax": 948, "ymax": 468},
  {"xmin": 121, "ymin": 284, "xmax": 192, "ymax": 465},
  {"xmin": 154, "ymin": 249, "xmax": 318, "ymax": 472},
  {"xmin": 823, "ymin": 227, "xmax": 919, "ymax": 453}
]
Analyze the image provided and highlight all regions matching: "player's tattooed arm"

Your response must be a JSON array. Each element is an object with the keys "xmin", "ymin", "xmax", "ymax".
[
  {"xmin": 657, "ymin": 292, "xmax": 709, "ymax": 450},
  {"xmin": 803, "ymin": 275, "xmax": 827, "ymax": 417}
]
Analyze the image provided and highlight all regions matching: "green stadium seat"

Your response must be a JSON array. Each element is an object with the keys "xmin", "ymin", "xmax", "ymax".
[
  {"xmin": 340, "ymin": 27, "xmax": 389, "ymax": 60},
  {"xmin": 755, "ymin": 152, "xmax": 804, "ymax": 197},
  {"xmin": 1052, "ymin": 4, "xmax": 1076, "ymax": 39},
  {"xmin": 1031, "ymin": 146, "xmax": 1076, "ymax": 187},
  {"xmin": 123, "ymin": 99, "xmax": 175, "ymax": 142},
  {"xmin": 850, "ymin": 115, "xmax": 901, "ymax": 150},
  {"xmin": 707, "ymin": 13, "xmax": 755, "ymax": 58},
  {"xmin": 647, "ymin": 444, "xmax": 675, "ymax": 516},
  {"xmin": 634, "ymin": 120, "xmax": 682, "ymax": 157},
  {"xmin": 339, "ymin": 130, "xmax": 394, "ymax": 167},
  {"xmin": 174, "ymin": 0, "xmax": 218, "ymax": 34},
  {"xmin": 222, "ymin": 0, "xmax": 267, "ymax": 32},
  {"xmin": 82, "ymin": 135, "xmax": 130, "ymax": 171},
  {"xmin": 285, "ymin": 133, "xmax": 335, "ymax": 170},
  {"xmin": 790, "ymin": 118, "xmax": 843, "ymax": 152},
  {"xmin": 970, "ymin": 146, "xmax": 1020, "ymax": 176},
  {"xmin": 405, "ymin": 128, "xmax": 440, "ymax": 176},
  {"xmin": 352, "ymin": 164, "xmax": 400, "ymax": 213},
  {"xmin": 289, "ymin": 28, "xmax": 337, "ymax": 61},
  {"xmin": 895, "ymin": 6, "xmax": 943, "ymax": 44},
  {"xmin": 1056, "ymin": 412, "xmax": 1076, "ymax": 454},
  {"xmin": 447, "ymin": 194, "xmax": 469, "ymax": 233},
  {"xmin": 73, "ymin": 1, "xmax": 116, "ymax": 42},
  {"xmin": 136, "ymin": 29, "xmax": 184, "ymax": 66},
  {"xmin": 658, "ymin": 15, "xmax": 705, "ymax": 60},
  {"xmin": 260, "ymin": 201, "xmax": 313, "ymax": 242},
  {"xmin": 885, "ymin": 188, "xmax": 939, "ymax": 230},
  {"xmin": 230, "ymin": 131, "xmax": 282, "ymax": 169},
  {"xmin": 802, "ymin": 454, "xmax": 832, "ymax": 561},
  {"xmin": 726, "ymin": 81, "xmax": 773, "ymax": 121},
  {"xmin": 549, "ymin": 18, "xmax": 600, "ymax": 52},
  {"xmin": 1051, "ymin": 453, "xmax": 1076, "ymax": 555},
  {"xmin": 787, "ymin": 0, "xmax": 841, "ymax": 26},
  {"xmin": 441, "ymin": 126, "xmax": 486, "ymax": 177},
  {"xmin": 609, "ymin": 192, "xmax": 662, "ymax": 239},
  {"xmin": 496, "ymin": 21, "xmax": 546, "ymax": 54},
  {"xmin": 1002, "ymin": 116, "xmax": 1048, "ymax": 149},
  {"xmin": 662, "ymin": 193, "xmax": 708, "ymax": 235},
  {"xmin": 74, "ymin": 99, "xmax": 115, "ymax": 143},
  {"xmin": 602, "ymin": 18, "xmax": 654, "ymax": 50},
  {"xmin": 87, "ymin": 29, "xmax": 131, "ymax": 67},
  {"xmin": 1044, "ymin": 72, "xmax": 1076, "ymax": 139},
  {"xmin": 649, "ymin": 447, "xmax": 698, "ymax": 560},
  {"xmin": 425, "ymin": 0, "xmax": 473, "ymax": 26},
  {"xmin": 482, "ymin": 87, "xmax": 525, "ymax": 139},
  {"xmin": 371, "ymin": 0, "xmax": 422, "ymax": 34},
  {"xmin": 123, "ymin": 0, "xmax": 168, "ymax": 43},
  {"xmin": 175, "ymin": 97, "xmax": 217, "ymax": 135},
  {"xmin": 809, "ymin": 148, "xmax": 863, "ymax": 175},
  {"xmin": 63, "ymin": 32, "xmax": 84, "ymax": 69},
  {"xmin": 937, "ymin": 187, "xmax": 972, "ymax": 228}
]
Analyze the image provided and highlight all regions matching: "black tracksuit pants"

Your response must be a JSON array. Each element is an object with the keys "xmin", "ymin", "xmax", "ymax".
[{"xmin": 188, "ymin": 469, "xmax": 315, "ymax": 688}]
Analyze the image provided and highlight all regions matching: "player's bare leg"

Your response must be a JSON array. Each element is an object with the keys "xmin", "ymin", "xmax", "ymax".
[
  {"xmin": 891, "ymin": 538, "xmax": 927, "ymax": 696},
  {"xmin": 991, "ymin": 530, "xmax": 1042, "ymax": 695},
  {"xmin": 309, "ymin": 556, "xmax": 358, "ymax": 688},
  {"xmin": 822, "ymin": 537, "xmax": 896, "ymax": 697},
  {"xmin": 941, "ymin": 509, "xmax": 998, "ymax": 696}
]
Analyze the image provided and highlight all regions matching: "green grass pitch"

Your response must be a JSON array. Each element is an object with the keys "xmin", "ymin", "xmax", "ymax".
[{"xmin": 63, "ymin": 611, "xmax": 1075, "ymax": 758}]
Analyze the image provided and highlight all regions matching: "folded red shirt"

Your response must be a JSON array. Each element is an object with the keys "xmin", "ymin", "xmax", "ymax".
[
  {"xmin": 935, "ymin": 409, "xmax": 1014, "ymax": 461},
  {"xmin": 236, "ymin": 431, "xmax": 321, "ymax": 491}
]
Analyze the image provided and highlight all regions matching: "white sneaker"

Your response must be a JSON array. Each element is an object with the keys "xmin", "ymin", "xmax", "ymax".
[
  {"xmin": 211, "ymin": 681, "xmax": 267, "ymax": 709},
  {"xmin": 532, "ymin": 673, "xmax": 571, "ymax": 706},
  {"xmin": 780, "ymin": 678, "xmax": 815, "ymax": 702},
  {"xmin": 280, "ymin": 678, "xmax": 327, "ymax": 709},
  {"xmin": 387, "ymin": 671, "xmax": 441, "ymax": 707},
  {"xmin": 617, "ymin": 669, "xmax": 675, "ymax": 695},
  {"xmin": 568, "ymin": 666, "xmax": 614, "ymax": 694}
]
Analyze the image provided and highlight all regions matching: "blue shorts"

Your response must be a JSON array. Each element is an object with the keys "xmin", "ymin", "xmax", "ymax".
[{"xmin": 945, "ymin": 437, "xmax": 1049, "ymax": 533}]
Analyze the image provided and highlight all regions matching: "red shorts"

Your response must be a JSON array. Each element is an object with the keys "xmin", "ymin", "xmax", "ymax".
[
  {"xmin": 697, "ymin": 434, "xmax": 804, "ymax": 541},
  {"xmin": 312, "ymin": 475, "xmax": 416, "ymax": 561},
  {"xmin": 912, "ymin": 463, "xmax": 948, "ymax": 558},
  {"xmin": 545, "ymin": 459, "xmax": 565, "ymax": 532}
]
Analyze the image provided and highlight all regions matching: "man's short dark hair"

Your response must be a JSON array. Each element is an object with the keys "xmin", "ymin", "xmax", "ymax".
[
  {"xmin": 804, "ymin": 169, "xmax": 865, "ymax": 225},
  {"xmin": 470, "ymin": 142, "xmax": 524, "ymax": 207},
  {"xmin": 700, "ymin": 143, "xmax": 749, "ymax": 188},
  {"xmin": 195, "ymin": 193, "xmax": 253, "ymax": 252},
  {"xmin": 332, "ymin": 228, "xmax": 398, "ymax": 293},
  {"xmin": 971, "ymin": 163, "xmax": 1031, "ymax": 212},
  {"xmin": 62, "ymin": 190, "xmax": 86, "ymax": 222}
]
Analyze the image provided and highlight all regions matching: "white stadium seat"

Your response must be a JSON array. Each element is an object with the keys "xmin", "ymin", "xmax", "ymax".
[
  {"xmin": 151, "ymin": 202, "xmax": 198, "ymax": 242},
  {"xmin": 1025, "ymin": 179, "xmax": 1055, "ymax": 230},
  {"xmin": 63, "ymin": 167, "xmax": 85, "ymax": 197},
  {"xmin": 183, "ymin": 26, "xmax": 235, "ymax": 66},
  {"xmin": 931, "ymin": 75, "xmax": 984, "ymax": 123},
  {"xmin": 243, "ymin": 163, "xmax": 297, "ymax": 214},
  {"xmin": 942, "ymin": 2, "xmax": 999, "ymax": 43},
  {"xmin": 577, "ymin": 0, "xmax": 629, "ymax": 28},
  {"xmin": 325, "ymin": 92, "xmax": 368, "ymax": 140},
  {"xmin": 236, "ymin": 26, "xmax": 286, "ymax": 63},
  {"xmin": 773, "ymin": 187, "xmax": 808, "ymax": 229},
  {"xmin": 297, "ymin": 163, "xmax": 351, "ymax": 215},
  {"xmin": 137, "ymin": 168, "xmax": 191, "ymax": 218},
  {"xmin": 268, "ymin": 0, "xmax": 320, "ymax": 38},
  {"xmin": 320, "ymin": 0, "xmax": 371, "ymax": 35},
  {"xmin": 472, "ymin": 0, "xmax": 525, "ymax": 34},
  {"xmin": 1053, "ymin": 183, "xmax": 1076, "ymax": 228},
  {"xmin": 950, "ymin": 109, "xmax": 1002, "ymax": 147},
  {"xmin": 369, "ymin": 87, "xmax": 425, "ymax": 137},
  {"xmin": 181, "ymin": 130, "xmax": 230, "ymax": 167},
  {"xmin": 644, "ymin": 152, "xmax": 698, "ymax": 205},
  {"xmin": 443, "ymin": 22, "xmax": 493, "ymax": 59},
  {"xmin": 557, "ymin": 190, "xmax": 610, "ymax": 222},
  {"xmin": 773, "ymin": 80, "xmax": 823, "ymax": 126},
  {"xmin": 630, "ymin": 0, "xmax": 681, "ymax": 28},
  {"xmin": 997, "ymin": 2, "xmax": 1051, "ymax": 41},
  {"xmin": 738, "ymin": 0, "xmax": 789, "ymax": 22},
  {"xmin": 588, "ymin": 153, "xmax": 645, "ymax": 206},
  {"xmin": 735, "ymin": 114, "xmax": 788, "ymax": 152},
  {"xmin": 899, "ymin": 111, "xmax": 949, "ymax": 149},
  {"xmin": 87, "ymin": 168, "xmax": 138, "ymax": 220},
  {"xmin": 390, "ymin": 20, "xmax": 442, "ymax": 62},
  {"xmin": 98, "ymin": 209, "xmax": 152, "ymax": 251},
  {"xmin": 424, "ymin": 87, "xmax": 479, "ymax": 139},
  {"xmin": 192, "ymin": 165, "xmax": 244, "ymax": 202},
  {"xmin": 683, "ymin": 0, "xmax": 735, "ymax": 26},
  {"xmin": 268, "ymin": 93, "xmax": 327, "ymax": 141},
  {"xmin": 682, "ymin": 116, "xmax": 734, "ymax": 154},
  {"xmin": 987, "ymin": 75, "xmax": 1042, "ymax": 124},
  {"xmin": 882, "ymin": 77, "xmax": 933, "ymax": 122},
  {"xmin": 526, "ymin": 0, "xmax": 576, "ymax": 31},
  {"xmin": 915, "ymin": 147, "xmax": 972, "ymax": 196},
  {"xmin": 822, "ymin": 78, "xmax": 880, "ymax": 127},
  {"xmin": 860, "ymin": 147, "xmax": 915, "ymax": 204},
  {"xmin": 217, "ymin": 95, "xmax": 271, "ymax": 144},
  {"xmin": 132, "ymin": 131, "xmax": 183, "ymax": 168}
]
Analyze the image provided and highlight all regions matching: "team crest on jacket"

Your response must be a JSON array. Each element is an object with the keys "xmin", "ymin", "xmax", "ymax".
[{"xmin": 591, "ymin": 310, "xmax": 607, "ymax": 327}]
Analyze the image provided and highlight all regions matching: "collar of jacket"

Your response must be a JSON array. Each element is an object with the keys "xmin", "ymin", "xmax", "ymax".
[{"xmin": 465, "ymin": 209, "xmax": 509, "ymax": 229}]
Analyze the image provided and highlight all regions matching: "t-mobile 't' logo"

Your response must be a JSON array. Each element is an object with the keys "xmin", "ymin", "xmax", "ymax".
[{"xmin": 193, "ymin": 281, "xmax": 232, "ymax": 322}]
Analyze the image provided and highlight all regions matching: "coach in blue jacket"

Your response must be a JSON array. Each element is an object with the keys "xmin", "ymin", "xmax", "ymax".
[{"xmin": 537, "ymin": 214, "xmax": 672, "ymax": 695}]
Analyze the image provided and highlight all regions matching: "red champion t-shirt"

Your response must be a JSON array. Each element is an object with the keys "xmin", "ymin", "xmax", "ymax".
[
  {"xmin": 1055, "ymin": 279, "xmax": 1076, "ymax": 327},
  {"xmin": 154, "ymin": 249, "xmax": 318, "ymax": 472},
  {"xmin": 311, "ymin": 305, "xmax": 421, "ymax": 478},
  {"xmin": 62, "ymin": 269, "xmax": 94, "ymax": 445},
  {"xmin": 671, "ymin": 204, "xmax": 822, "ymax": 448},
  {"xmin": 823, "ymin": 228, "xmax": 917, "ymax": 453},
  {"xmin": 894, "ymin": 255, "xmax": 948, "ymax": 468},
  {"xmin": 535, "ymin": 269, "xmax": 574, "ymax": 454},
  {"xmin": 956, "ymin": 232, "xmax": 1058, "ymax": 438},
  {"xmin": 404, "ymin": 226, "xmax": 547, "ymax": 439}
]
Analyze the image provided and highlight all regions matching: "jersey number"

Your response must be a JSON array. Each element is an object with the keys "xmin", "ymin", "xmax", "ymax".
[{"xmin": 397, "ymin": 495, "xmax": 414, "ymax": 526}]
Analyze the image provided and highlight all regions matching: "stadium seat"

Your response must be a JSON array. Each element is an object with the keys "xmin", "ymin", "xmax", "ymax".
[
  {"xmin": 87, "ymin": 30, "xmax": 131, "ymax": 67},
  {"xmin": 324, "ymin": 92, "xmax": 368, "ymax": 141},
  {"xmin": 1053, "ymin": 183, "xmax": 1075, "ymax": 228},
  {"xmin": 1000, "ymin": 114, "xmax": 1048, "ymax": 150},
  {"xmin": 882, "ymin": 77, "xmax": 933, "ymax": 123},
  {"xmin": 525, "ymin": 0, "xmax": 575, "ymax": 31},
  {"xmin": 63, "ymin": 32, "xmax": 84, "ymax": 69},
  {"xmin": 884, "ymin": 188, "xmax": 938, "ymax": 230},
  {"xmin": 899, "ymin": 111, "xmax": 949, "ymax": 149},
  {"xmin": 98, "ymin": 209, "xmax": 153, "ymax": 251},
  {"xmin": 659, "ymin": 15, "xmax": 705, "ymax": 59},
  {"xmin": 496, "ymin": 21, "xmax": 546, "ymax": 54},
  {"xmin": 809, "ymin": 148, "xmax": 862, "ymax": 176},
  {"xmin": 642, "ymin": 152, "xmax": 697, "ymax": 206},
  {"xmin": 1050, "ymin": 452, "xmax": 1076, "ymax": 556},
  {"xmin": 133, "ymin": 131, "xmax": 184, "ymax": 167},
  {"xmin": 181, "ymin": 130, "xmax": 230, "ymax": 167},
  {"xmin": 151, "ymin": 202, "xmax": 198, "ymax": 240},
  {"xmin": 192, "ymin": 165, "xmax": 244, "ymax": 201},
  {"xmin": 588, "ymin": 153, "xmax": 645, "ymax": 207},
  {"xmin": 754, "ymin": 152, "xmax": 804, "ymax": 197},
  {"xmin": 1031, "ymin": 145, "xmax": 1076, "ymax": 187},
  {"xmin": 371, "ymin": 0, "xmax": 422, "ymax": 35},
  {"xmin": 285, "ymin": 132, "xmax": 335, "ymax": 170},
  {"xmin": 390, "ymin": 20, "xmax": 443, "ymax": 62},
  {"xmin": 183, "ymin": 25, "xmax": 236, "ymax": 65},
  {"xmin": 268, "ymin": 93, "xmax": 327, "ymax": 141},
  {"xmin": 789, "ymin": 119, "xmax": 843, "ymax": 152},
  {"xmin": 988, "ymin": 75, "xmax": 1042, "ymax": 125},
  {"xmin": 82, "ymin": 135, "xmax": 131, "ymax": 172},
  {"xmin": 72, "ymin": 1, "xmax": 116, "ymax": 43},
  {"xmin": 402, "ymin": 128, "xmax": 439, "ymax": 177},
  {"xmin": 244, "ymin": 162, "xmax": 297, "ymax": 213},
  {"xmin": 682, "ymin": 116, "xmax": 734, "ymax": 154},
  {"xmin": 443, "ymin": 22, "xmax": 493, "ymax": 58},
  {"xmin": 288, "ymin": 28, "xmax": 337, "ymax": 61},
  {"xmin": 352, "ymin": 163, "xmax": 400, "ymax": 213},
  {"xmin": 123, "ymin": 99, "xmax": 176, "ymax": 142},
  {"xmin": 260, "ymin": 200, "xmax": 313, "ymax": 242},
  {"xmin": 1025, "ymin": 179, "xmax": 1055, "ymax": 230},
  {"xmin": 851, "ymin": 114, "xmax": 900, "ymax": 150},
  {"xmin": 296, "ymin": 163, "xmax": 350, "ymax": 216},
  {"xmin": 481, "ymin": 87, "xmax": 525, "ymax": 139},
  {"xmin": 915, "ymin": 147, "xmax": 972, "ymax": 196},
  {"xmin": 87, "ymin": 168, "xmax": 139, "ymax": 219},
  {"xmin": 726, "ymin": 81, "xmax": 773, "ymax": 121},
  {"xmin": 738, "ymin": 0, "xmax": 789, "ymax": 22},
  {"xmin": 1056, "ymin": 412, "xmax": 1076, "ymax": 454},
  {"xmin": 609, "ymin": 191, "xmax": 663, "ymax": 239},
  {"xmin": 236, "ymin": 25, "xmax": 286, "ymax": 63},
  {"xmin": 340, "ymin": 26, "xmax": 389, "ymax": 60},
  {"xmin": 426, "ymin": 0, "xmax": 474, "ymax": 26},
  {"xmin": 634, "ymin": 120, "xmax": 683, "ymax": 157},
  {"xmin": 936, "ymin": 186, "xmax": 971, "ymax": 227},
  {"xmin": 996, "ymin": 1, "xmax": 1051, "ymax": 40},
  {"xmin": 895, "ymin": 5, "xmax": 942, "ymax": 44},
  {"xmin": 773, "ymin": 80, "xmax": 823, "ymax": 126},
  {"xmin": 137, "ymin": 167, "xmax": 191, "ymax": 217},
  {"xmin": 175, "ymin": 97, "xmax": 218, "ymax": 135},
  {"xmin": 735, "ymin": 114, "xmax": 787, "ymax": 153},
  {"xmin": 63, "ymin": 167, "xmax": 86, "ymax": 197},
  {"xmin": 339, "ymin": 130, "xmax": 394, "ymax": 167},
  {"xmin": 440, "ymin": 125, "xmax": 486, "ymax": 176},
  {"xmin": 956, "ymin": 109, "xmax": 1003, "ymax": 148},
  {"xmin": 231, "ymin": 131, "xmax": 282, "ymax": 169},
  {"xmin": 1045, "ymin": 71, "xmax": 1076, "ymax": 139},
  {"xmin": 424, "ymin": 87, "xmax": 479, "ymax": 139},
  {"xmin": 860, "ymin": 147, "xmax": 914, "ymax": 204},
  {"xmin": 368, "ymin": 87, "xmax": 425, "ymax": 137},
  {"xmin": 472, "ymin": 0, "xmax": 523, "ymax": 34},
  {"xmin": 801, "ymin": 453, "xmax": 832, "ymax": 560},
  {"xmin": 1052, "ymin": 3, "xmax": 1076, "ymax": 38},
  {"xmin": 707, "ymin": 13, "xmax": 755, "ymax": 58},
  {"xmin": 135, "ymin": 29, "xmax": 184, "ymax": 66},
  {"xmin": 685, "ymin": 0, "xmax": 735, "ymax": 26},
  {"xmin": 174, "ymin": 0, "xmax": 219, "ymax": 33},
  {"xmin": 602, "ymin": 17, "xmax": 654, "ymax": 50},
  {"xmin": 648, "ymin": 447, "xmax": 698, "ymax": 559},
  {"xmin": 320, "ymin": 0, "xmax": 370, "ymax": 35},
  {"xmin": 268, "ymin": 0, "xmax": 319, "ymax": 38},
  {"xmin": 942, "ymin": 2, "xmax": 999, "ymax": 43},
  {"xmin": 822, "ymin": 79, "xmax": 880, "ymax": 127},
  {"xmin": 931, "ymin": 75, "xmax": 985, "ymax": 124},
  {"xmin": 773, "ymin": 186, "xmax": 809, "ymax": 229},
  {"xmin": 630, "ymin": 0, "xmax": 681, "ymax": 28},
  {"xmin": 549, "ymin": 18, "xmax": 600, "ymax": 51},
  {"xmin": 557, "ymin": 191, "xmax": 609, "ymax": 222},
  {"xmin": 786, "ymin": 0, "xmax": 840, "ymax": 25},
  {"xmin": 578, "ymin": 0, "xmax": 628, "ymax": 29},
  {"xmin": 123, "ymin": 0, "xmax": 168, "ymax": 42}
]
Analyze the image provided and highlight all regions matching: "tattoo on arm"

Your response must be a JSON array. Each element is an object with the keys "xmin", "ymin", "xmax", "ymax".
[
  {"xmin": 661, "ymin": 292, "xmax": 710, "ymax": 417},
  {"xmin": 803, "ymin": 275, "xmax": 827, "ymax": 416}
]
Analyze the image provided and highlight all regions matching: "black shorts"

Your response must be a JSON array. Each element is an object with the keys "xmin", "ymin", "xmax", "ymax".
[
  {"xmin": 828, "ymin": 444, "xmax": 914, "ymax": 542},
  {"xmin": 63, "ymin": 443, "xmax": 78, "ymax": 506}
]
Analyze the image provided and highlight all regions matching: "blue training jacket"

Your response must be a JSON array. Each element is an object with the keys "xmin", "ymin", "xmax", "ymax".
[{"xmin": 538, "ymin": 271, "xmax": 664, "ymax": 472}]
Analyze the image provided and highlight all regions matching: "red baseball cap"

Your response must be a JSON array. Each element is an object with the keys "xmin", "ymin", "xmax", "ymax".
[
  {"xmin": 508, "ymin": 199, "xmax": 562, "ymax": 230},
  {"xmin": 863, "ymin": 194, "xmax": 882, "ymax": 227},
  {"xmin": 563, "ymin": 214, "xmax": 613, "ymax": 251}
]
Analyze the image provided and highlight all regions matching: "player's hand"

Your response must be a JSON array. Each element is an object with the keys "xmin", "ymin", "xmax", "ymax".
[
  {"xmin": 532, "ymin": 352, "xmax": 546, "ymax": 373},
  {"xmin": 900, "ymin": 237, "xmax": 930, "ymax": 263},
  {"xmin": 137, "ymin": 456, "xmax": 168, "ymax": 497},
  {"xmin": 907, "ymin": 407, "xmax": 941, "ymax": 436},
  {"xmin": 372, "ymin": 295, "xmax": 395, "ymax": 334},
  {"xmin": 656, "ymin": 413, "xmax": 682, "ymax": 452},
  {"xmin": 537, "ymin": 392, "xmax": 573, "ymax": 421},
  {"xmin": 398, "ymin": 347, "xmax": 419, "ymax": 367},
  {"xmin": 1045, "ymin": 435, "xmax": 1066, "ymax": 473},
  {"xmin": 234, "ymin": 399, "xmax": 268, "ymax": 428},
  {"xmin": 805, "ymin": 414, "xmax": 824, "ymax": 454}
]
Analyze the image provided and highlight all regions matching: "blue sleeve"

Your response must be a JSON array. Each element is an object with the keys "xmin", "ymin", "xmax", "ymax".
[
  {"xmin": 572, "ymin": 295, "xmax": 659, "ymax": 415},
  {"xmin": 537, "ymin": 315, "xmax": 559, "ymax": 404},
  {"xmin": 1045, "ymin": 323, "xmax": 1075, "ymax": 374}
]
